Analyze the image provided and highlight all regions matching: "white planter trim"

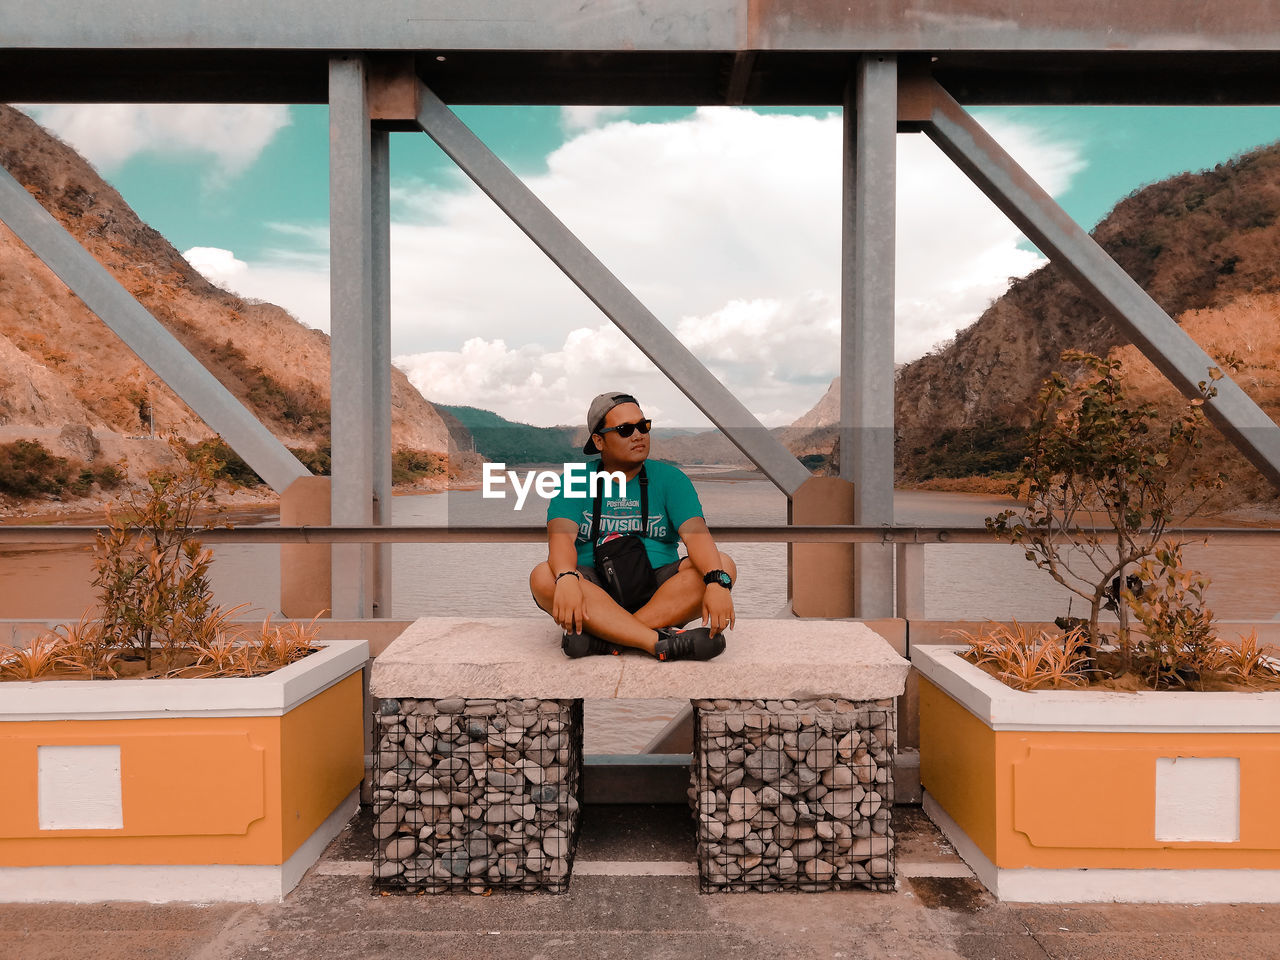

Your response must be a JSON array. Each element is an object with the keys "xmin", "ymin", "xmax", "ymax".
[
  {"xmin": 911, "ymin": 645, "xmax": 1280, "ymax": 733},
  {"xmin": 0, "ymin": 788, "xmax": 359, "ymax": 903},
  {"xmin": 923, "ymin": 792, "xmax": 1280, "ymax": 904},
  {"xmin": 0, "ymin": 639, "xmax": 369, "ymax": 722}
]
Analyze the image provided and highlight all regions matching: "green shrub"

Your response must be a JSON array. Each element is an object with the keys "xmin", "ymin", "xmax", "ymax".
[
  {"xmin": 69, "ymin": 469, "xmax": 96, "ymax": 497},
  {"xmin": 903, "ymin": 421, "xmax": 1027, "ymax": 480},
  {"xmin": 184, "ymin": 438, "xmax": 264, "ymax": 487},
  {"xmin": 0, "ymin": 440, "xmax": 71, "ymax": 498},
  {"xmin": 290, "ymin": 444, "xmax": 331, "ymax": 476},
  {"xmin": 392, "ymin": 448, "xmax": 446, "ymax": 484},
  {"xmin": 94, "ymin": 464, "xmax": 125, "ymax": 490}
]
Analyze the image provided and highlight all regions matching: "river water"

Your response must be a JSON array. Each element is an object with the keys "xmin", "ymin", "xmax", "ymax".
[
  {"xmin": 8, "ymin": 475, "xmax": 1276, "ymax": 622},
  {"xmin": 4, "ymin": 473, "xmax": 1278, "ymax": 751}
]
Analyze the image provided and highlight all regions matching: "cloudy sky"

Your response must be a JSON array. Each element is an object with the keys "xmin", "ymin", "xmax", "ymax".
[{"xmin": 22, "ymin": 102, "xmax": 1280, "ymax": 428}]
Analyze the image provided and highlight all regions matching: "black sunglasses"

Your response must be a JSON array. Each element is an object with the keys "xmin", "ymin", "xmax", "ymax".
[{"xmin": 596, "ymin": 418, "xmax": 652, "ymax": 439}]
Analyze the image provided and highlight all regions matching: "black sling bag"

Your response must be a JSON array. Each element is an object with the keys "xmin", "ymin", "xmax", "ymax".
[{"xmin": 590, "ymin": 466, "xmax": 658, "ymax": 612}]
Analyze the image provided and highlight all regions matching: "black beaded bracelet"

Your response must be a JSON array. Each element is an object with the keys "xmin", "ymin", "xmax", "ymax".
[{"xmin": 555, "ymin": 570, "xmax": 582, "ymax": 583}]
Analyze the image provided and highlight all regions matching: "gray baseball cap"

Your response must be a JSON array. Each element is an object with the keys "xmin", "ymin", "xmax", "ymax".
[{"xmin": 583, "ymin": 391, "xmax": 640, "ymax": 454}]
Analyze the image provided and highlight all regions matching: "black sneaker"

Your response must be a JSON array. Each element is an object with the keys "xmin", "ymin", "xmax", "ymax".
[
  {"xmin": 653, "ymin": 626, "xmax": 725, "ymax": 662},
  {"xmin": 562, "ymin": 631, "xmax": 622, "ymax": 658}
]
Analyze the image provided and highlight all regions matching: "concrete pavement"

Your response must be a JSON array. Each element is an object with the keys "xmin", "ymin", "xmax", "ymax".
[{"xmin": 3, "ymin": 805, "xmax": 1279, "ymax": 960}]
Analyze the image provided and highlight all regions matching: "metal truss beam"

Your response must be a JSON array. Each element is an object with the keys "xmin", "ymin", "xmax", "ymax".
[
  {"xmin": 0, "ymin": 161, "xmax": 308, "ymax": 493},
  {"xmin": 920, "ymin": 78, "xmax": 1280, "ymax": 489},
  {"xmin": 7, "ymin": 50, "xmax": 1280, "ymax": 107},
  {"xmin": 11, "ymin": 1, "xmax": 1280, "ymax": 57},
  {"xmin": 412, "ymin": 79, "xmax": 812, "ymax": 496},
  {"xmin": 843, "ymin": 55, "xmax": 897, "ymax": 617}
]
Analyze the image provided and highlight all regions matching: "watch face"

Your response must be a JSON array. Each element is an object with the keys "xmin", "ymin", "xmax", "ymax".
[{"xmin": 709, "ymin": 571, "xmax": 732, "ymax": 589}]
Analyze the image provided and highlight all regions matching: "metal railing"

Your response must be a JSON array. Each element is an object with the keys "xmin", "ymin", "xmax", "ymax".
[
  {"xmin": 1, "ymin": 524, "xmax": 1277, "ymax": 545},
  {"xmin": 5, "ymin": 522, "xmax": 1277, "ymax": 621}
]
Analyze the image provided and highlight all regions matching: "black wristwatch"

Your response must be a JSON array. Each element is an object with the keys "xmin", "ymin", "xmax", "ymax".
[{"xmin": 703, "ymin": 569, "xmax": 733, "ymax": 591}]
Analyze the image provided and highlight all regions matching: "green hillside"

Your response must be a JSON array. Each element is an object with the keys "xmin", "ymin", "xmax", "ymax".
[{"xmin": 440, "ymin": 405, "xmax": 580, "ymax": 465}]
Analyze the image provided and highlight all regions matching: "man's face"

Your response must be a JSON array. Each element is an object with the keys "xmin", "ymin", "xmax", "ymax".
[{"xmin": 596, "ymin": 401, "xmax": 649, "ymax": 470}]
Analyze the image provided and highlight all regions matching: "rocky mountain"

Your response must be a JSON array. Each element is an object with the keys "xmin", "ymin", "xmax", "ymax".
[
  {"xmin": 791, "ymin": 141, "xmax": 1280, "ymax": 507},
  {"xmin": 0, "ymin": 105, "xmax": 470, "ymax": 507}
]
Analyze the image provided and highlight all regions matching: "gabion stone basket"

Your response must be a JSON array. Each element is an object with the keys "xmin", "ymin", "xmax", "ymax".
[
  {"xmin": 691, "ymin": 697, "xmax": 896, "ymax": 892},
  {"xmin": 372, "ymin": 697, "xmax": 583, "ymax": 894}
]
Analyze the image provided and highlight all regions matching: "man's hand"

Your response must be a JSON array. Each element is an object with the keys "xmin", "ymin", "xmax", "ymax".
[
  {"xmin": 551, "ymin": 574, "xmax": 588, "ymax": 634},
  {"xmin": 702, "ymin": 583, "xmax": 735, "ymax": 638}
]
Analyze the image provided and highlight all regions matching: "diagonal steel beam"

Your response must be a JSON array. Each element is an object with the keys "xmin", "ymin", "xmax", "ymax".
[
  {"xmin": 920, "ymin": 78, "xmax": 1280, "ymax": 488},
  {"xmin": 0, "ymin": 161, "xmax": 309, "ymax": 493},
  {"xmin": 413, "ymin": 79, "xmax": 811, "ymax": 496}
]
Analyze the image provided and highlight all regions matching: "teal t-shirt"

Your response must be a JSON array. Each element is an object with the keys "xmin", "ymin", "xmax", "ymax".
[{"xmin": 546, "ymin": 459, "xmax": 704, "ymax": 568}]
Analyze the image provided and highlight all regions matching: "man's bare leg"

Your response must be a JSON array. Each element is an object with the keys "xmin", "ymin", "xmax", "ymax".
[
  {"xmin": 530, "ymin": 562, "xmax": 659, "ymax": 653},
  {"xmin": 633, "ymin": 552, "xmax": 737, "ymax": 632}
]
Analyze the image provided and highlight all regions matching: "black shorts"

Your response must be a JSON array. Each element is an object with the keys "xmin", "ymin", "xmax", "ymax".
[
  {"xmin": 536, "ymin": 558, "xmax": 687, "ymax": 616},
  {"xmin": 577, "ymin": 558, "xmax": 685, "ymax": 613}
]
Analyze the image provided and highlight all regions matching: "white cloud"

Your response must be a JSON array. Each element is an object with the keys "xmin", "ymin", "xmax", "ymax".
[
  {"xmin": 23, "ymin": 104, "xmax": 290, "ymax": 178},
  {"xmin": 183, "ymin": 246, "xmax": 248, "ymax": 289},
  {"xmin": 560, "ymin": 105, "xmax": 631, "ymax": 132},
  {"xmin": 395, "ymin": 295, "xmax": 851, "ymax": 428},
  {"xmin": 189, "ymin": 107, "xmax": 1085, "ymax": 426}
]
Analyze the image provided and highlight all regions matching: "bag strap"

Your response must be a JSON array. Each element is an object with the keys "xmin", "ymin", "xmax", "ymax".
[
  {"xmin": 639, "ymin": 465, "xmax": 649, "ymax": 536},
  {"xmin": 591, "ymin": 464, "xmax": 648, "ymax": 543}
]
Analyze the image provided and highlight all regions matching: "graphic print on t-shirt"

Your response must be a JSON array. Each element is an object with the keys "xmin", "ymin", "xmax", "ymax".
[
  {"xmin": 546, "ymin": 459, "xmax": 705, "ymax": 568},
  {"xmin": 575, "ymin": 498, "xmax": 668, "ymax": 543}
]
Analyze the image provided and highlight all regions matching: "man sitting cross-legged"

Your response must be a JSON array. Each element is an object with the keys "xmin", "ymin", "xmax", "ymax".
[{"xmin": 529, "ymin": 391, "xmax": 736, "ymax": 661}]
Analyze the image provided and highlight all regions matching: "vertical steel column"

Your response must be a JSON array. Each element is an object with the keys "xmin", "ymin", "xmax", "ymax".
[
  {"xmin": 371, "ymin": 128, "xmax": 393, "ymax": 618},
  {"xmin": 842, "ymin": 56, "xmax": 897, "ymax": 618},
  {"xmin": 329, "ymin": 56, "xmax": 375, "ymax": 619}
]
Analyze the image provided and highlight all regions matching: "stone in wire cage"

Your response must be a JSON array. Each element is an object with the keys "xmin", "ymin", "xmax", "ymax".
[
  {"xmin": 372, "ymin": 697, "xmax": 584, "ymax": 893},
  {"xmin": 690, "ymin": 697, "xmax": 896, "ymax": 892}
]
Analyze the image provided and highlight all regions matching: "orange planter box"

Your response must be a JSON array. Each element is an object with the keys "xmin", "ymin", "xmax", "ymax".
[
  {"xmin": 0, "ymin": 639, "xmax": 367, "ymax": 902},
  {"xmin": 913, "ymin": 645, "xmax": 1280, "ymax": 903}
]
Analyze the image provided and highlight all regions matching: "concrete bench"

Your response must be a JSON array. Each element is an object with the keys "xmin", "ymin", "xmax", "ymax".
[{"xmin": 369, "ymin": 617, "xmax": 909, "ymax": 894}]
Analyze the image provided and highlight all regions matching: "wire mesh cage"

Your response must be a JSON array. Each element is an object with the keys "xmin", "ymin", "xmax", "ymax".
[
  {"xmin": 691, "ymin": 697, "xmax": 896, "ymax": 893},
  {"xmin": 372, "ymin": 697, "xmax": 584, "ymax": 894}
]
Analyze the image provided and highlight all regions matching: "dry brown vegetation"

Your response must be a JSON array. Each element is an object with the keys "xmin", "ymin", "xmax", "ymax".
[
  {"xmin": 889, "ymin": 139, "xmax": 1280, "ymax": 508},
  {"xmin": 1111, "ymin": 293, "xmax": 1280, "ymax": 511},
  {"xmin": 952, "ymin": 620, "xmax": 1280, "ymax": 693},
  {"xmin": 0, "ymin": 451, "xmax": 320, "ymax": 681},
  {"xmin": 0, "ymin": 105, "xmax": 474, "ymax": 513}
]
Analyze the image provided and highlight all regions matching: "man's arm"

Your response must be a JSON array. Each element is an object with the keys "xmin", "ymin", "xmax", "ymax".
[
  {"xmin": 678, "ymin": 516, "xmax": 735, "ymax": 636},
  {"xmin": 547, "ymin": 518, "xmax": 588, "ymax": 634}
]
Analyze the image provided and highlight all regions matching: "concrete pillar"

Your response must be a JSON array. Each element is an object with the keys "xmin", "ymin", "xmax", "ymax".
[
  {"xmin": 280, "ymin": 475, "xmax": 332, "ymax": 619},
  {"xmin": 789, "ymin": 476, "xmax": 856, "ymax": 618},
  {"xmin": 329, "ymin": 56, "xmax": 375, "ymax": 619},
  {"xmin": 842, "ymin": 55, "xmax": 897, "ymax": 618}
]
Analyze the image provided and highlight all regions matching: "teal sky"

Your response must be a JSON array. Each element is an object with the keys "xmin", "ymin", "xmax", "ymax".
[{"xmin": 97, "ymin": 105, "xmax": 1280, "ymax": 263}]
